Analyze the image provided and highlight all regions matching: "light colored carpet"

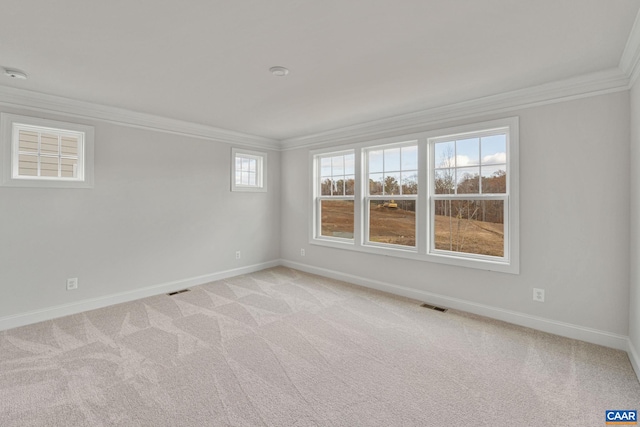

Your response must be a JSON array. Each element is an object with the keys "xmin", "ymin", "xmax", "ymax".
[{"xmin": 1, "ymin": 267, "xmax": 638, "ymax": 426}]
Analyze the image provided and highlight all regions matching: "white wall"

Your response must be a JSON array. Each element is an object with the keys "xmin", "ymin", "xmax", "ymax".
[
  {"xmin": 0, "ymin": 107, "xmax": 281, "ymax": 326},
  {"xmin": 630, "ymin": 81, "xmax": 640, "ymax": 371},
  {"xmin": 281, "ymin": 92, "xmax": 631, "ymax": 345}
]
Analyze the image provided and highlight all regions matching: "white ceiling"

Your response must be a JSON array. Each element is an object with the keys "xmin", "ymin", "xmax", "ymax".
[{"xmin": 1, "ymin": 0, "xmax": 639, "ymax": 141}]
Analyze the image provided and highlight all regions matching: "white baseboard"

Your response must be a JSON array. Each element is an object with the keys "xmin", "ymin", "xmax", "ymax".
[
  {"xmin": 628, "ymin": 338, "xmax": 640, "ymax": 383},
  {"xmin": 2, "ymin": 257, "xmax": 636, "ymax": 375},
  {"xmin": 281, "ymin": 259, "xmax": 630, "ymax": 351},
  {"xmin": 0, "ymin": 260, "xmax": 280, "ymax": 332}
]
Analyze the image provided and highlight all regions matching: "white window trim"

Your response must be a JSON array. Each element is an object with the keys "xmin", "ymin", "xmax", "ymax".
[
  {"xmin": 313, "ymin": 149, "xmax": 356, "ymax": 243},
  {"xmin": 231, "ymin": 147, "xmax": 267, "ymax": 192},
  {"xmin": 363, "ymin": 141, "xmax": 419, "ymax": 250},
  {"xmin": 0, "ymin": 113, "xmax": 94, "ymax": 189},
  {"xmin": 309, "ymin": 117, "xmax": 519, "ymax": 274}
]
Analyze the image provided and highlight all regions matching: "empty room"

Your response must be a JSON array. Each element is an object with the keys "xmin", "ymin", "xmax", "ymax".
[{"xmin": 1, "ymin": 1, "xmax": 640, "ymax": 426}]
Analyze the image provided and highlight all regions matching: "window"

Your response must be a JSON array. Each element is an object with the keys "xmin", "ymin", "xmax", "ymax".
[
  {"xmin": 430, "ymin": 130, "xmax": 509, "ymax": 259},
  {"xmin": 231, "ymin": 148, "xmax": 267, "ymax": 192},
  {"xmin": 310, "ymin": 117, "xmax": 519, "ymax": 273},
  {"xmin": 314, "ymin": 150, "xmax": 355, "ymax": 240},
  {"xmin": 364, "ymin": 142, "xmax": 418, "ymax": 248},
  {"xmin": 1, "ymin": 113, "xmax": 94, "ymax": 188}
]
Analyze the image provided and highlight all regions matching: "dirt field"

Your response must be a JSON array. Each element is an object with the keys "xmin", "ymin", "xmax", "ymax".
[
  {"xmin": 320, "ymin": 199, "xmax": 504, "ymax": 256},
  {"xmin": 434, "ymin": 214, "xmax": 503, "ymax": 257}
]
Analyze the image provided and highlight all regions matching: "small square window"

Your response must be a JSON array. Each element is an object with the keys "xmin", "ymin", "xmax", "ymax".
[
  {"xmin": 1, "ymin": 113, "xmax": 94, "ymax": 188},
  {"xmin": 231, "ymin": 148, "xmax": 267, "ymax": 192}
]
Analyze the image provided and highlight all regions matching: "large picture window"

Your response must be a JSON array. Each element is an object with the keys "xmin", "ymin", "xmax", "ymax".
[{"xmin": 310, "ymin": 117, "xmax": 519, "ymax": 273}]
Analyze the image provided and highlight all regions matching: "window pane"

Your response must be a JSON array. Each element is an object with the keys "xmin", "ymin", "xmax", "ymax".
[
  {"xmin": 320, "ymin": 157, "xmax": 332, "ymax": 177},
  {"xmin": 320, "ymin": 178, "xmax": 333, "ymax": 196},
  {"xmin": 434, "ymin": 141, "xmax": 455, "ymax": 168},
  {"xmin": 456, "ymin": 167, "xmax": 480, "ymax": 194},
  {"xmin": 383, "ymin": 172, "xmax": 400, "ymax": 195},
  {"xmin": 61, "ymin": 157, "xmax": 78, "ymax": 178},
  {"xmin": 40, "ymin": 133, "xmax": 59, "ymax": 155},
  {"xmin": 61, "ymin": 136, "xmax": 79, "ymax": 156},
  {"xmin": 481, "ymin": 167, "xmax": 507, "ymax": 194},
  {"xmin": 369, "ymin": 173, "xmax": 384, "ymax": 195},
  {"xmin": 481, "ymin": 135, "xmax": 506, "ymax": 164},
  {"xmin": 434, "ymin": 200, "xmax": 504, "ymax": 257},
  {"xmin": 334, "ymin": 178, "xmax": 345, "ymax": 196},
  {"xmin": 40, "ymin": 156, "xmax": 59, "ymax": 177},
  {"xmin": 401, "ymin": 145, "xmax": 417, "ymax": 170},
  {"xmin": 248, "ymin": 158, "xmax": 256, "ymax": 173},
  {"xmin": 344, "ymin": 153, "xmax": 355, "ymax": 175},
  {"xmin": 456, "ymin": 138, "xmax": 479, "ymax": 166},
  {"xmin": 401, "ymin": 171, "xmax": 418, "ymax": 194},
  {"xmin": 369, "ymin": 150, "xmax": 383, "ymax": 173},
  {"xmin": 18, "ymin": 154, "xmax": 38, "ymax": 176},
  {"xmin": 384, "ymin": 147, "xmax": 401, "ymax": 171},
  {"xmin": 435, "ymin": 169, "xmax": 455, "ymax": 194},
  {"xmin": 369, "ymin": 199, "xmax": 415, "ymax": 247},
  {"xmin": 331, "ymin": 156, "xmax": 344, "ymax": 176},
  {"xmin": 248, "ymin": 171, "xmax": 256, "ymax": 186},
  {"xmin": 344, "ymin": 175, "xmax": 355, "ymax": 195},
  {"xmin": 321, "ymin": 200, "xmax": 354, "ymax": 239},
  {"xmin": 18, "ymin": 130, "xmax": 38, "ymax": 153}
]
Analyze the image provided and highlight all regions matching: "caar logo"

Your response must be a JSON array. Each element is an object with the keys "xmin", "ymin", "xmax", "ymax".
[{"xmin": 606, "ymin": 410, "xmax": 637, "ymax": 425}]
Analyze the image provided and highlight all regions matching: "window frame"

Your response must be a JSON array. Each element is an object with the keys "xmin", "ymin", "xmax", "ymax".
[
  {"xmin": 309, "ymin": 117, "xmax": 519, "ymax": 274},
  {"xmin": 313, "ymin": 149, "xmax": 356, "ymax": 243},
  {"xmin": 363, "ymin": 141, "xmax": 419, "ymax": 250},
  {"xmin": 0, "ymin": 113, "xmax": 95, "ymax": 188},
  {"xmin": 231, "ymin": 147, "xmax": 267, "ymax": 192}
]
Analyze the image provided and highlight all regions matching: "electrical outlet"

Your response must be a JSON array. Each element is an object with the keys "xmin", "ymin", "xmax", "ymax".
[
  {"xmin": 235, "ymin": 251, "xmax": 241, "ymax": 260},
  {"xmin": 533, "ymin": 288, "xmax": 545, "ymax": 302},
  {"xmin": 300, "ymin": 248, "xmax": 305, "ymax": 256},
  {"xmin": 67, "ymin": 278, "xmax": 78, "ymax": 291}
]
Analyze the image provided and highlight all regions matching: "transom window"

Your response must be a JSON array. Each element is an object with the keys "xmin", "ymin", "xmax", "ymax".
[
  {"xmin": 1, "ymin": 113, "xmax": 94, "ymax": 188},
  {"xmin": 231, "ymin": 148, "xmax": 267, "ymax": 192},
  {"xmin": 14, "ymin": 124, "xmax": 83, "ymax": 180},
  {"xmin": 310, "ymin": 117, "xmax": 519, "ymax": 274}
]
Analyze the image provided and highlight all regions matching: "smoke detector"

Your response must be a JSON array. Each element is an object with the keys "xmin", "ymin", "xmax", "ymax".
[
  {"xmin": 3, "ymin": 68, "xmax": 27, "ymax": 80},
  {"xmin": 269, "ymin": 66, "xmax": 289, "ymax": 77}
]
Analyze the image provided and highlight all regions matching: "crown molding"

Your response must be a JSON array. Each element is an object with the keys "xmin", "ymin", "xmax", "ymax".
[
  {"xmin": 0, "ymin": 63, "xmax": 634, "ymax": 153},
  {"xmin": 280, "ymin": 68, "xmax": 630, "ymax": 150},
  {"xmin": 620, "ymin": 7, "xmax": 640, "ymax": 87},
  {"xmin": 0, "ymin": 86, "xmax": 280, "ymax": 150}
]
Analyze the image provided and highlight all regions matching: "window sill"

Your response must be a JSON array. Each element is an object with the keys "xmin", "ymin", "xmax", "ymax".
[{"xmin": 310, "ymin": 238, "xmax": 518, "ymax": 274}]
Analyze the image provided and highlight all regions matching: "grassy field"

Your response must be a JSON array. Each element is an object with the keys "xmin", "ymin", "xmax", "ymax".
[{"xmin": 320, "ymin": 200, "xmax": 503, "ymax": 256}]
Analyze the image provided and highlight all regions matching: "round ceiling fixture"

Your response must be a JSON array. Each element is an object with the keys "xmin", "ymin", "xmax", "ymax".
[
  {"xmin": 3, "ymin": 68, "xmax": 28, "ymax": 80},
  {"xmin": 269, "ymin": 66, "xmax": 289, "ymax": 77}
]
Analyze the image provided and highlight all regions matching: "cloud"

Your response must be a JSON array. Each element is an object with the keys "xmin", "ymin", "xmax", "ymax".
[
  {"xmin": 436, "ymin": 152, "xmax": 506, "ymax": 167},
  {"xmin": 482, "ymin": 152, "xmax": 506, "ymax": 164},
  {"xmin": 455, "ymin": 155, "xmax": 473, "ymax": 167}
]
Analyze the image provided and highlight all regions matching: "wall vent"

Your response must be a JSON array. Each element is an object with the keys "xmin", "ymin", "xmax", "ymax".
[
  {"xmin": 167, "ymin": 289, "xmax": 190, "ymax": 296},
  {"xmin": 420, "ymin": 303, "xmax": 448, "ymax": 312}
]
